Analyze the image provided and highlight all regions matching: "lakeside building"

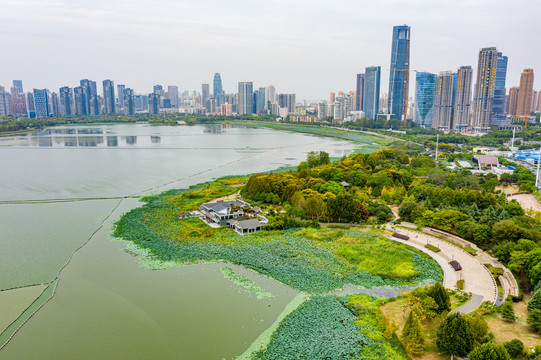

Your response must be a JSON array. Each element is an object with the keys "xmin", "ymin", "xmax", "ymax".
[
  {"xmin": 388, "ymin": 24, "xmax": 411, "ymax": 121},
  {"xmin": 199, "ymin": 199, "xmax": 249, "ymax": 226}
]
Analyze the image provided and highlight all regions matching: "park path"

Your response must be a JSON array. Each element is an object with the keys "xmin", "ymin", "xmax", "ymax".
[{"xmin": 508, "ymin": 193, "xmax": 541, "ymax": 213}]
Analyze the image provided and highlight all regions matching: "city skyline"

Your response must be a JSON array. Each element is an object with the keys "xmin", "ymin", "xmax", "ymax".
[{"xmin": 1, "ymin": 0, "xmax": 540, "ymax": 101}]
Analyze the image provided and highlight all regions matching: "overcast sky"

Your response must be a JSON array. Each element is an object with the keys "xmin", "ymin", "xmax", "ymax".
[{"xmin": 1, "ymin": 0, "xmax": 539, "ymax": 101}]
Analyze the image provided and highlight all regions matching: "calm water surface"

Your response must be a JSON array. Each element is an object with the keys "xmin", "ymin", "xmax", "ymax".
[{"xmin": 0, "ymin": 123, "xmax": 372, "ymax": 359}]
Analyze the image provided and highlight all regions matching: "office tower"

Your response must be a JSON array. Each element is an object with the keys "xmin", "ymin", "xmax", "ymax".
[
  {"xmin": 59, "ymin": 86, "xmax": 74, "ymax": 116},
  {"xmin": 317, "ymin": 101, "xmax": 328, "ymax": 121},
  {"xmin": 148, "ymin": 93, "xmax": 160, "ymax": 115},
  {"xmin": 278, "ymin": 94, "xmax": 296, "ymax": 113},
  {"xmin": 201, "ymin": 84, "xmax": 210, "ymax": 108},
  {"xmin": 508, "ymin": 87, "xmax": 519, "ymax": 116},
  {"xmin": 355, "ymin": 73, "xmax": 365, "ymax": 111},
  {"xmin": 89, "ymin": 95, "xmax": 100, "ymax": 116},
  {"xmin": 134, "ymin": 95, "xmax": 148, "ymax": 112},
  {"xmin": 73, "ymin": 87, "xmax": 84, "ymax": 115},
  {"xmin": 50, "ymin": 92, "xmax": 60, "ymax": 116},
  {"xmin": 238, "ymin": 82, "xmax": 254, "ymax": 115},
  {"xmin": 516, "ymin": 69, "xmax": 534, "ymax": 116},
  {"xmin": 388, "ymin": 25, "xmax": 411, "ymax": 120},
  {"xmin": 0, "ymin": 90, "xmax": 12, "ymax": 116},
  {"xmin": 472, "ymin": 47, "xmax": 498, "ymax": 131},
  {"xmin": 253, "ymin": 88, "xmax": 265, "ymax": 114},
  {"xmin": 492, "ymin": 52, "xmax": 508, "ymax": 116},
  {"xmin": 153, "ymin": 84, "xmax": 163, "ymax": 94},
  {"xmin": 124, "ymin": 88, "xmax": 135, "ymax": 115},
  {"xmin": 330, "ymin": 92, "xmax": 335, "ymax": 104},
  {"xmin": 213, "ymin": 73, "xmax": 224, "ymax": 107},
  {"xmin": 364, "ymin": 66, "xmax": 381, "ymax": 120},
  {"xmin": 12, "ymin": 80, "xmax": 23, "ymax": 93},
  {"xmin": 433, "ymin": 71, "xmax": 456, "ymax": 130},
  {"xmin": 26, "ymin": 92, "xmax": 35, "ymax": 118},
  {"xmin": 103, "ymin": 80, "xmax": 116, "ymax": 114},
  {"xmin": 117, "ymin": 84, "xmax": 126, "ymax": 112},
  {"xmin": 79, "ymin": 79, "xmax": 97, "ymax": 115},
  {"xmin": 453, "ymin": 66, "xmax": 473, "ymax": 130},
  {"xmin": 414, "ymin": 72, "xmax": 436, "ymax": 128},
  {"xmin": 206, "ymin": 97, "xmax": 217, "ymax": 113},
  {"xmin": 265, "ymin": 85, "xmax": 276, "ymax": 109},
  {"xmin": 33, "ymin": 89, "xmax": 49, "ymax": 118},
  {"xmin": 168, "ymin": 86, "xmax": 179, "ymax": 108}
]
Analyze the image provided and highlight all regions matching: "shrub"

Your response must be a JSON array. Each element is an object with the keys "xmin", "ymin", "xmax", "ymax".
[
  {"xmin": 528, "ymin": 309, "xmax": 541, "ymax": 332},
  {"xmin": 500, "ymin": 301, "xmax": 515, "ymax": 322},
  {"xmin": 436, "ymin": 312, "xmax": 474, "ymax": 358},
  {"xmin": 425, "ymin": 244, "xmax": 440, "ymax": 252},
  {"xmin": 469, "ymin": 342, "xmax": 510, "ymax": 360},
  {"xmin": 503, "ymin": 339, "xmax": 524, "ymax": 357}
]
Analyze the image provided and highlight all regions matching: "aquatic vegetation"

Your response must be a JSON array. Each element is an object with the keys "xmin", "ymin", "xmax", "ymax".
[{"xmin": 220, "ymin": 267, "xmax": 272, "ymax": 299}]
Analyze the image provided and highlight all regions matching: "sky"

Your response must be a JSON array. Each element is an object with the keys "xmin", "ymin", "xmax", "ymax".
[{"xmin": 1, "ymin": 0, "xmax": 540, "ymax": 101}]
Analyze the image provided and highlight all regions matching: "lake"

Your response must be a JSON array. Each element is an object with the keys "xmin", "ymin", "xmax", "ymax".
[{"xmin": 0, "ymin": 123, "xmax": 378, "ymax": 359}]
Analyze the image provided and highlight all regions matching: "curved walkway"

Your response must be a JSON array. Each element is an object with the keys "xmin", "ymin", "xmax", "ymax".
[{"xmin": 387, "ymin": 225, "xmax": 497, "ymax": 314}]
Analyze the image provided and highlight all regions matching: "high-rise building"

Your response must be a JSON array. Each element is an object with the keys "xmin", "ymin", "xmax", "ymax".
[
  {"xmin": 278, "ymin": 94, "xmax": 296, "ymax": 113},
  {"xmin": 355, "ymin": 73, "xmax": 365, "ymax": 111},
  {"xmin": 33, "ymin": 88, "xmax": 49, "ymax": 118},
  {"xmin": 433, "ymin": 71, "xmax": 456, "ymax": 130},
  {"xmin": 364, "ymin": 66, "xmax": 381, "ymax": 120},
  {"xmin": 225, "ymin": 93, "xmax": 238, "ymax": 114},
  {"xmin": 492, "ymin": 52, "xmax": 508, "ymax": 116},
  {"xmin": 117, "ymin": 84, "xmax": 126, "ymax": 112},
  {"xmin": 124, "ymin": 88, "xmax": 135, "ymax": 115},
  {"xmin": 149, "ymin": 93, "xmax": 160, "ymax": 115},
  {"xmin": 134, "ymin": 95, "xmax": 148, "ymax": 112},
  {"xmin": 253, "ymin": 88, "xmax": 265, "ymax": 114},
  {"xmin": 238, "ymin": 82, "xmax": 254, "ymax": 115},
  {"xmin": 333, "ymin": 97, "xmax": 344, "ymax": 120},
  {"xmin": 201, "ymin": 84, "xmax": 210, "ymax": 108},
  {"xmin": 388, "ymin": 25, "xmax": 410, "ymax": 120},
  {"xmin": 472, "ymin": 47, "xmax": 498, "ymax": 131},
  {"xmin": 59, "ymin": 86, "xmax": 74, "ymax": 116},
  {"xmin": 0, "ymin": 89, "xmax": 12, "ymax": 116},
  {"xmin": 103, "ymin": 80, "xmax": 115, "ymax": 114},
  {"xmin": 206, "ymin": 97, "xmax": 217, "ymax": 113},
  {"xmin": 414, "ymin": 72, "xmax": 436, "ymax": 128},
  {"xmin": 379, "ymin": 92, "xmax": 388, "ymax": 114},
  {"xmin": 167, "ymin": 86, "xmax": 179, "ymax": 108},
  {"xmin": 453, "ymin": 66, "xmax": 473, "ymax": 130},
  {"xmin": 317, "ymin": 100, "xmax": 328, "ymax": 121},
  {"xmin": 12, "ymin": 80, "xmax": 23, "ymax": 93},
  {"xmin": 26, "ymin": 92, "xmax": 35, "ymax": 118},
  {"xmin": 73, "ymin": 86, "xmax": 84, "ymax": 115},
  {"xmin": 516, "ymin": 68, "xmax": 534, "ymax": 116},
  {"xmin": 10, "ymin": 86, "xmax": 26, "ymax": 115},
  {"xmin": 265, "ymin": 85, "xmax": 276, "ymax": 110},
  {"xmin": 534, "ymin": 90, "xmax": 541, "ymax": 112},
  {"xmin": 508, "ymin": 87, "xmax": 519, "ymax": 116},
  {"xmin": 50, "ymin": 92, "xmax": 60, "ymax": 116},
  {"xmin": 213, "ymin": 73, "xmax": 224, "ymax": 107}
]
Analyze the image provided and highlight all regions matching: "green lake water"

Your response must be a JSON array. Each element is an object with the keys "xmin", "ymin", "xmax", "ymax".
[{"xmin": 0, "ymin": 123, "xmax": 378, "ymax": 359}]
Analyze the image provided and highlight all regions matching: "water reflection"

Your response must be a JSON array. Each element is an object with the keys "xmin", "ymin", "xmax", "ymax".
[
  {"xmin": 125, "ymin": 136, "xmax": 137, "ymax": 145},
  {"xmin": 151, "ymin": 136, "xmax": 161, "ymax": 144},
  {"xmin": 78, "ymin": 136, "xmax": 104, "ymax": 147},
  {"xmin": 107, "ymin": 136, "xmax": 118, "ymax": 147}
]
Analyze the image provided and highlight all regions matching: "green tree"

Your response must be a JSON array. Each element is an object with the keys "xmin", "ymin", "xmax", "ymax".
[
  {"xmin": 318, "ymin": 151, "xmax": 330, "ymax": 165},
  {"xmin": 401, "ymin": 311, "xmax": 425, "ymax": 356},
  {"xmin": 500, "ymin": 301, "xmax": 515, "ymax": 322},
  {"xmin": 528, "ymin": 309, "xmax": 541, "ymax": 332},
  {"xmin": 469, "ymin": 342, "xmax": 510, "ymax": 360},
  {"xmin": 466, "ymin": 316, "xmax": 489, "ymax": 347},
  {"xmin": 436, "ymin": 312, "xmax": 474, "ymax": 358},
  {"xmin": 503, "ymin": 339, "xmax": 524, "ymax": 358},
  {"xmin": 398, "ymin": 201, "xmax": 418, "ymax": 221},
  {"xmin": 528, "ymin": 289, "xmax": 541, "ymax": 312},
  {"xmin": 427, "ymin": 282, "xmax": 451, "ymax": 314}
]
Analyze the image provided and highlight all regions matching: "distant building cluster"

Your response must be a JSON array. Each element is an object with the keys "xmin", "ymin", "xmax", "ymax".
[{"xmin": 1, "ymin": 25, "xmax": 539, "ymax": 132}]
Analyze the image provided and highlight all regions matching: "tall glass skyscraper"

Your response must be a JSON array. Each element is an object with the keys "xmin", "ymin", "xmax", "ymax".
[
  {"xmin": 103, "ymin": 79, "xmax": 116, "ymax": 114},
  {"xmin": 492, "ymin": 52, "xmax": 508, "ymax": 116},
  {"xmin": 33, "ymin": 88, "xmax": 49, "ymax": 118},
  {"xmin": 213, "ymin": 73, "xmax": 224, "ymax": 107},
  {"xmin": 388, "ymin": 25, "xmax": 410, "ymax": 120},
  {"xmin": 363, "ymin": 66, "xmax": 381, "ymax": 120},
  {"xmin": 355, "ymin": 73, "xmax": 364, "ymax": 111},
  {"xmin": 238, "ymin": 82, "xmax": 253, "ymax": 115},
  {"xmin": 414, "ymin": 72, "xmax": 435, "ymax": 128}
]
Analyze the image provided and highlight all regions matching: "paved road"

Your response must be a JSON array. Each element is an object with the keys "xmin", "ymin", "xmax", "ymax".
[{"xmin": 452, "ymin": 294, "xmax": 485, "ymax": 314}]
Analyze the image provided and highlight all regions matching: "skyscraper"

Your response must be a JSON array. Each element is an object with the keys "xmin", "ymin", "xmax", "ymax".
[
  {"xmin": 265, "ymin": 85, "xmax": 276, "ymax": 110},
  {"xmin": 453, "ymin": 66, "xmax": 473, "ymax": 130},
  {"xmin": 167, "ymin": 86, "xmax": 179, "ymax": 108},
  {"xmin": 103, "ymin": 79, "xmax": 116, "ymax": 114},
  {"xmin": 508, "ymin": 87, "xmax": 519, "ymax": 116},
  {"xmin": 149, "ymin": 93, "xmax": 160, "ymax": 115},
  {"xmin": 0, "ymin": 90, "xmax": 12, "ymax": 116},
  {"xmin": 12, "ymin": 80, "xmax": 23, "ymax": 93},
  {"xmin": 213, "ymin": 73, "xmax": 224, "ymax": 107},
  {"xmin": 364, "ymin": 66, "xmax": 381, "ymax": 120},
  {"xmin": 278, "ymin": 94, "xmax": 296, "ymax": 113},
  {"xmin": 433, "ymin": 71, "xmax": 456, "ymax": 130},
  {"xmin": 117, "ymin": 84, "xmax": 126, "ymax": 112},
  {"xmin": 414, "ymin": 72, "xmax": 436, "ymax": 128},
  {"xmin": 238, "ymin": 82, "xmax": 253, "ymax": 115},
  {"xmin": 492, "ymin": 52, "xmax": 508, "ymax": 116},
  {"xmin": 124, "ymin": 88, "xmax": 135, "ymax": 115},
  {"xmin": 59, "ymin": 86, "xmax": 74, "ymax": 116},
  {"xmin": 33, "ymin": 88, "xmax": 49, "ymax": 118},
  {"xmin": 253, "ymin": 88, "xmax": 265, "ymax": 114},
  {"xmin": 516, "ymin": 68, "xmax": 534, "ymax": 116},
  {"xmin": 472, "ymin": 47, "xmax": 498, "ymax": 131},
  {"xmin": 201, "ymin": 84, "xmax": 210, "ymax": 109},
  {"xmin": 50, "ymin": 92, "xmax": 61, "ymax": 116},
  {"xmin": 388, "ymin": 25, "xmax": 410, "ymax": 120},
  {"xmin": 355, "ymin": 73, "xmax": 365, "ymax": 111}
]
